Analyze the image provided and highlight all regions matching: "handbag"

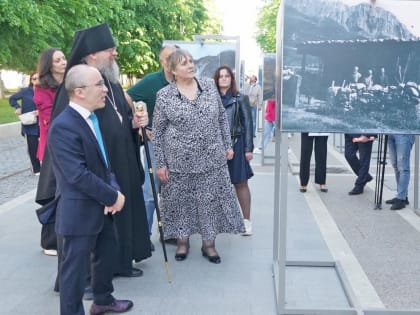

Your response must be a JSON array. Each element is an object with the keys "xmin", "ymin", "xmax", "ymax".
[{"xmin": 18, "ymin": 111, "xmax": 37, "ymax": 125}]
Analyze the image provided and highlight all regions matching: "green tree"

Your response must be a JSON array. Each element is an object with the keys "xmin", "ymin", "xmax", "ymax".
[
  {"xmin": 0, "ymin": 0, "xmax": 220, "ymax": 96},
  {"xmin": 255, "ymin": 0, "xmax": 280, "ymax": 53},
  {"xmin": 0, "ymin": 0, "xmax": 120, "ymax": 71}
]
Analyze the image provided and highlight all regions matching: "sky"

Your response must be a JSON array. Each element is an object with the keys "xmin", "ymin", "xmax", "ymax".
[{"xmin": 213, "ymin": 0, "xmax": 264, "ymax": 74}]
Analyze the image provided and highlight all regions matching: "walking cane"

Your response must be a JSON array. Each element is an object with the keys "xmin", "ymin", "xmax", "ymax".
[{"xmin": 135, "ymin": 101, "xmax": 172, "ymax": 283}]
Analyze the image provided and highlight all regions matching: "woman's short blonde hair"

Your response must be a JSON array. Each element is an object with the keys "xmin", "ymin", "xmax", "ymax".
[{"xmin": 166, "ymin": 48, "xmax": 193, "ymax": 73}]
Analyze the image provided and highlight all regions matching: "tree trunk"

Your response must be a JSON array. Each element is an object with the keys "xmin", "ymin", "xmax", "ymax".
[{"xmin": 0, "ymin": 72, "xmax": 5, "ymax": 99}]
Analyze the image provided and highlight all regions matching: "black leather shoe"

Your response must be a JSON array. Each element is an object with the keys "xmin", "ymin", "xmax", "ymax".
[
  {"xmin": 390, "ymin": 199, "xmax": 407, "ymax": 210},
  {"xmin": 386, "ymin": 197, "xmax": 409, "ymax": 205},
  {"xmin": 348, "ymin": 187, "xmax": 363, "ymax": 195},
  {"xmin": 201, "ymin": 247, "xmax": 221, "ymax": 264},
  {"xmin": 90, "ymin": 299, "xmax": 133, "ymax": 315},
  {"xmin": 115, "ymin": 267, "xmax": 143, "ymax": 278},
  {"xmin": 175, "ymin": 252, "xmax": 188, "ymax": 261},
  {"xmin": 175, "ymin": 240, "xmax": 189, "ymax": 261}
]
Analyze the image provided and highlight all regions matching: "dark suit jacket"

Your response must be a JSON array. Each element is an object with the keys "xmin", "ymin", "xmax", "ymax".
[{"xmin": 48, "ymin": 106, "xmax": 118, "ymax": 236}]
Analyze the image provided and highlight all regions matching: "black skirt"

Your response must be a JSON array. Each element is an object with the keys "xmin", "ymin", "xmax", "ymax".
[{"xmin": 227, "ymin": 136, "xmax": 254, "ymax": 184}]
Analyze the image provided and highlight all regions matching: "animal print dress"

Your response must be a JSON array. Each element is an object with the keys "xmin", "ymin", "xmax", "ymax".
[{"xmin": 153, "ymin": 78, "xmax": 245, "ymax": 241}]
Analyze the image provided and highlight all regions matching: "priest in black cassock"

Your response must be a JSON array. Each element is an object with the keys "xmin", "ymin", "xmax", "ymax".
[{"xmin": 36, "ymin": 23, "xmax": 152, "ymax": 281}]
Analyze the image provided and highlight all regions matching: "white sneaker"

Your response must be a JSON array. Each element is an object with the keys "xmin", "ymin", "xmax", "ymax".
[
  {"xmin": 253, "ymin": 148, "xmax": 262, "ymax": 154},
  {"xmin": 242, "ymin": 219, "xmax": 253, "ymax": 236},
  {"xmin": 43, "ymin": 249, "xmax": 58, "ymax": 256}
]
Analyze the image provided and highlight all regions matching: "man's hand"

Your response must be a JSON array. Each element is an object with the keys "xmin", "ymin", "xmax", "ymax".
[
  {"xmin": 132, "ymin": 110, "xmax": 149, "ymax": 129},
  {"xmin": 104, "ymin": 191, "xmax": 125, "ymax": 215},
  {"xmin": 352, "ymin": 135, "xmax": 375, "ymax": 143},
  {"xmin": 15, "ymin": 108, "xmax": 22, "ymax": 115}
]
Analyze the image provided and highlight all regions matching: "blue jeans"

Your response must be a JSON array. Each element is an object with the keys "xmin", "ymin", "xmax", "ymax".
[
  {"xmin": 142, "ymin": 143, "xmax": 160, "ymax": 235},
  {"xmin": 260, "ymin": 120, "xmax": 275, "ymax": 149},
  {"xmin": 251, "ymin": 106, "xmax": 257, "ymax": 136},
  {"xmin": 388, "ymin": 134, "xmax": 414, "ymax": 200}
]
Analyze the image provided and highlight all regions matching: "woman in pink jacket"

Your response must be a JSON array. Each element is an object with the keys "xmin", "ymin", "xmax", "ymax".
[{"xmin": 33, "ymin": 48, "xmax": 67, "ymax": 162}]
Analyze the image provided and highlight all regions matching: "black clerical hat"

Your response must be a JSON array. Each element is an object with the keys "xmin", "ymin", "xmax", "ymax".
[{"xmin": 67, "ymin": 23, "xmax": 115, "ymax": 69}]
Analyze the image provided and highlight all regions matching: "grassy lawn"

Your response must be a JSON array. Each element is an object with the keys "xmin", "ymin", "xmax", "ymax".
[{"xmin": 0, "ymin": 97, "xmax": 19, "ymax": 124}]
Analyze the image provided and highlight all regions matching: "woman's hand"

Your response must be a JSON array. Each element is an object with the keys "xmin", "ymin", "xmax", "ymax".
[
  {"xmin": 226, "ymin": 148, "xmax": 234, "ymax": 160},
  {"xmin": 156, "ymin": 166, "xmax": 169, "ymax": 184},
  {"xmin": 245, "ymin": 152, "xmax": 253, "ymax": 161},
  {"xmin": 14, "ymin": 108, "xmax": 22, "ymax": 116}
]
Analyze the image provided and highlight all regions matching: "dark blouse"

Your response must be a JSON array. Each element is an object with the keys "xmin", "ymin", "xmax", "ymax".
[{"xmin": 9, "ymin": 86, "xmax": 39, "ymax": 136}]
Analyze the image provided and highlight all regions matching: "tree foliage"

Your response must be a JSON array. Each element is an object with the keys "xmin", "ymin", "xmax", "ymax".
[
  {"xmin": 0, "ymin": 0, "xmax": 219, "ymax": 76},
  {"xmin": 255, "ymin": 0, "xmax": 281, "ymax": 53}
]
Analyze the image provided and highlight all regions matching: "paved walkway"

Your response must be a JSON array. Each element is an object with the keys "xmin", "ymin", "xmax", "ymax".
[{"xmin": 2, "ymin": 128, "xmax": 420, "ymax": 314}]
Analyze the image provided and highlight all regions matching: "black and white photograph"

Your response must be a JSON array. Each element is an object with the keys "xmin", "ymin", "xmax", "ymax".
[
  {"xmin": 282, "ymin": 0, "xmax": 420, "ymax": 134},
  {"xmin": 163, "ymin": 40, "xmax": 238, "ymax": 79}
]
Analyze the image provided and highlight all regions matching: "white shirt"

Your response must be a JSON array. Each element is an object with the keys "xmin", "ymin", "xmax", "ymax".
[{"xmin": 69, "ymin": 102, "xmax": 95, "ymax": 136}]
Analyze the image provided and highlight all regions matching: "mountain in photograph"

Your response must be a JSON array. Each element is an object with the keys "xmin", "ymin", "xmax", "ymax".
[{"xmin": 285, "ymin": 0, "xmax": 416, "ymax": 46}]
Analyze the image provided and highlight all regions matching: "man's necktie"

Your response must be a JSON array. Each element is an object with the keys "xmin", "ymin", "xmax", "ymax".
[{"xmin": 89, "ymin": 113, "xmax": 108, "ymax": 167}]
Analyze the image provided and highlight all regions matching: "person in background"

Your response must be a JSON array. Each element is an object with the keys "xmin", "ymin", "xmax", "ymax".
[
  {"xmin": 153, "ymin": 49, "xmax": 245, "ymax": 264},
  {"xmin": 385, "ymin": 134, "xmax": 414, "ymax": 210},
  {"xmin": 364, "ymin": 69, "xmax": 374, "ymax": 89},
  {"xmin": 351, "ymin": 66, "xmax": 362, "ymax": 84},
  {"xmin": 254, "ymin": 98, "xmax": 276, "ymax": 154},
  {"xmin": 299, "ymin": 133, "xmax": 329, "ymax": 193},
  {"xmin": 33, "ymin": 47, "xmax": 67, "ymax": 256},
  {"xmin": 345, "ymin": 134, "xmax": 376, "ymax": 195},
  {"xmin": 9, "ymin": 72, "xmax": 41, "ymax": 175},
  {"xmin": 214, "ymin": 65, "xmax": 254, "ymax": 236},
  {"xmin": 244, "ymin": 74, "xmax": 263, "ymax": 137},
  {"xmin": 49, "ymin": 64, "xmax": 132, "ymax": 315},
  {"xmin": 33, "ymin": 47, "xmax": 67, "ymax": 162},
  {"xmin": 126, "ymin": 45, "xmax": 178, "ymax": 248}
]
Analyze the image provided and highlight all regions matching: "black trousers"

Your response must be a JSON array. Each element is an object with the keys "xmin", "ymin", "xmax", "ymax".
[
  {"xmin": 26, "ymin": 135, "xmax": 40, "ymax": 173},
  {"xmin": 344, "ymin": 134, "xmax": 373, "ymax": 188},
  {"xmin": 59, "ymin": 215, "xmax": 117, "ymax": 315},
  {"xmin": 299, "ymin": 133, "xmax": 328, "ymax": 186}
]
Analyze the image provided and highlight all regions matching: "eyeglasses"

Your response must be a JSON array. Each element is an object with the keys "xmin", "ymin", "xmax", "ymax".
[{"xmin": 76, "ymin": 80, "xmax": 105, "ymax": 89}]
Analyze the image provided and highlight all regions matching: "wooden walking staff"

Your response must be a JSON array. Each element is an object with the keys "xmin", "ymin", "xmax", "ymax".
[{"xmin": 134, "ymin": 101, "xmax": 172, "ymax": 283}]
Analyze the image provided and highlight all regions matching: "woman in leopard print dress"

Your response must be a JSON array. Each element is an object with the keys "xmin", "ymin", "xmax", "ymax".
[{"xmin": 153, "ymin": 49, "xmax": 245, "ymax": 264}]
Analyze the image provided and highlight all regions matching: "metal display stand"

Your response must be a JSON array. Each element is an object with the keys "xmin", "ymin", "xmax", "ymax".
[
  {"xmin": 273, "ymin": 1, "xmax": 420, "ymax": 314},
  {"xmin": 374, "ymin": 135, "xmax": 388, "ymax": 210}
]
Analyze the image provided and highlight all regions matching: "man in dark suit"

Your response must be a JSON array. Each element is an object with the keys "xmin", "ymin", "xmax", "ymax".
[{"xmin": 48, "ymin": 64, "xmax": 133, "ymax": 315}]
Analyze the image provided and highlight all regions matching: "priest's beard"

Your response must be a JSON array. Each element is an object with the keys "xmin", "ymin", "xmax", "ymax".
[{"xmin": 97, "ymin": 60, "xmax": 120, "ymax": 84}]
